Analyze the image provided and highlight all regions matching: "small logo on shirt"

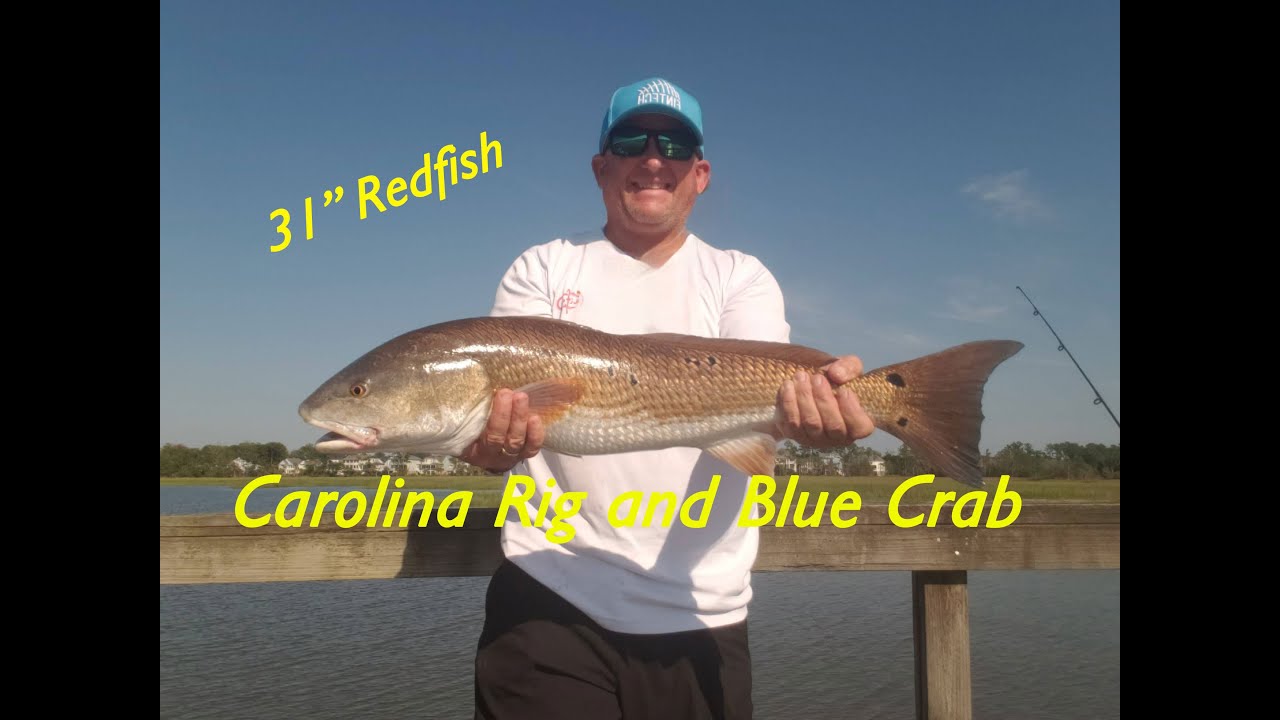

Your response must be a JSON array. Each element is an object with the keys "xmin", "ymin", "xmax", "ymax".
[{"xmin": 555, "ymin": 290, "xmax": 583, "ymax": 313}]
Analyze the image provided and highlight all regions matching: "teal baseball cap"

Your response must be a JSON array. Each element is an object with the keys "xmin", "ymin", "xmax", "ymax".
[{"xmin": 598, "ymin": 77, "xmax": 704, "ymax": 156}]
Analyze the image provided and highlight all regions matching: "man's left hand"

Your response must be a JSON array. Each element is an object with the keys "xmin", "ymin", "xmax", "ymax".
[{"xmin": 774, "ymin": 355, "xmax": 875, "ymax": 448}]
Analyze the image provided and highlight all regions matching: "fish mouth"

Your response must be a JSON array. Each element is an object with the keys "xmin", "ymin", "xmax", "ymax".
[{"xmin": 309, "ymin": 422, "xmax": 381, "ymax": 454}]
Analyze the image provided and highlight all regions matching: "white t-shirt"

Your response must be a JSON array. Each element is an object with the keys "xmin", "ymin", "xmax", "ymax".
[{"xmin": 488, "ymin": 231, "xmax": 791, "ymax": 634}]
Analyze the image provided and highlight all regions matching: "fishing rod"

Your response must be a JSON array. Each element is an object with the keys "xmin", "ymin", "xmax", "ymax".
[{"xmin": 1016, "ymin": 286, "xmax": 1120, "ymax": 430}]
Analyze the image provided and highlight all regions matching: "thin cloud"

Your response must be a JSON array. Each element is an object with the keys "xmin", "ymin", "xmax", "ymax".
[
  {"xmin": 935, "ymin": 297, "xmax": 1009, "ymax": 323},
  {"xmin": 931, "ymin": 277, "xmax": 1011, "ymax": 324},
  {"xmin": 784, "ymin": 288, "xmax": 937, "ymax": 358},
  {"xmin": 962, "ymin": 170, "xmax": 1050, "ymax": 222}
]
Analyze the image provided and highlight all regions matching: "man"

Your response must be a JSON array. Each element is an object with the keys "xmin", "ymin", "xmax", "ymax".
[{"xmin": 464, "ymin": 77, "xmax": 873, "ymax": 720}]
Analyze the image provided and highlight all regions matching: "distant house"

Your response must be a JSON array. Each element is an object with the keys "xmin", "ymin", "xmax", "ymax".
[
  {"xmin": 380, "ymin": 453, "xmax": 405, "ymax": 475},
  {"xmin": 374, "ymin": 455, "xmax": 453, "ymax": 475},
  {"xmin": 405, "ymin": 455, "xmax": 426, "ymax": 474},
  {"xmin": 231, "ymin": 457, "xmax": 260, "ymax": 475},
  {"xmin": 818, "ymin": 452, "xmax": 844, "ymax": 475},
  {"xmin": 278, "ymin": 458, "xmax": 306, "ymax": 476},
  {"xmin": 870, "ymin": 458, "xmax": 886, "ymax": 477},
  {"xmin": 419, "ymin": 456, "xmax": 456, "ymax": 475}
]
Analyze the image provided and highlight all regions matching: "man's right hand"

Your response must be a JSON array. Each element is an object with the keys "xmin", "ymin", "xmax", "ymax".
[{"xmin": 458, "ymin": 388, "xmax": 546, "ymax": 473}]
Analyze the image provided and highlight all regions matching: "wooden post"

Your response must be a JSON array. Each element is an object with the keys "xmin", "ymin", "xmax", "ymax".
[{"xmin": 912, "ymin": 570, "xmax": 971, "ymax": 720}]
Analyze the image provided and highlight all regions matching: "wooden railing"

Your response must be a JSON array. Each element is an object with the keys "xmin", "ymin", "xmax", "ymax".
[{"xmin": 160, "ymin": 501, "xmax": 1120, "ymax": 720}]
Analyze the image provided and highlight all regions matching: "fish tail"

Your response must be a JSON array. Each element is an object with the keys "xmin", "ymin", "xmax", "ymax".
[{"xmin": 856, "ymin": 340, "xmax": 1024, "ymax": 488}]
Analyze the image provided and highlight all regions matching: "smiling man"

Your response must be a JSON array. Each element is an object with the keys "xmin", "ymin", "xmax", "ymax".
[
  {"xmin": 466, "ymin": 77, "xmax": 873, "ymax": 720},
  {"xmin": 589, "ymin": 114, "xmax": 709, "ymax": 265}
]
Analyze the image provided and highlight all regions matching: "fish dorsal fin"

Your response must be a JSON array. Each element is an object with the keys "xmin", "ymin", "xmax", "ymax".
[
  {"xmin": 515, "ymin": 379, "xmax": 583, "ymax": 424},
  {"xmin": 636, "ymin": 333, "xmax": 838, "ymax": 369},
  {"xmin": 705, "ymin": 433, "xmax": 778, "ymax": 477}
]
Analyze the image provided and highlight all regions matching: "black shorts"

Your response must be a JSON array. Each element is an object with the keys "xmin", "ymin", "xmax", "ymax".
[{"xmin": 474, "ymin": 560, "xmax": 753, "ymax": 720}]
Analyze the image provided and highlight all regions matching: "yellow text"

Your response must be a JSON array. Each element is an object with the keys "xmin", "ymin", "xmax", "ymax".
[
  {"xmin": 737, "ymin": 475, "xmax": 862, "ymax": 528},
  {"xmin": 888, "ymin": 474, "xmax": 1022, "ymax": 528},
  {"xmin": 607, "ymin": 476, "xmax": 720, "ymax": 529},
  {"xmin": 234, "ymin": 474, "xmax": 472, "ymax": 528},
  {"xmin": 494, "ymin": 475, "xmax": 587, "ymax": 544},
  {"xmin": 357, "ymin": 131, "xmax": 503, "ymax": 219}
]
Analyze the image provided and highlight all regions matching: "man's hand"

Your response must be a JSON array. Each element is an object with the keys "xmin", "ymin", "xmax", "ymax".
[
  {"xmin": 459, "ymin": 389, "xmax": 546, "ymax": 472},
  {"xmin": 774, "ymin": 355, "xmax": 875, "ymax": 448}
]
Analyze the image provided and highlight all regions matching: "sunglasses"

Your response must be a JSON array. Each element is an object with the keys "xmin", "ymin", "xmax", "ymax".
[{"xmin": 606, "ymin": 125, "xmax": 701, "ymax": 160}]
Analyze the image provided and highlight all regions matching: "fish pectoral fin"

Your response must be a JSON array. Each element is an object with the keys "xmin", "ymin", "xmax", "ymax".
[
  {"xmin": 515, "ymin": 378, "xmax": 584, "ymax": 424},
  {"xmin": 705, "ymin": 433, "xmax": 778, "ymax": 477}
]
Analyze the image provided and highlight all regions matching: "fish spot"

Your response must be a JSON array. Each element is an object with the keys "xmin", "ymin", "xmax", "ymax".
[
  {"xmin": 707, "ymin": 355, "xmax": 717, "ymax": 366},
  {"xmin": 887, "ymin": 373, "xmax": 906, "ymax": 388},
  {"xmin": 608, "ymin": 366, "xmax": 616, "ymax": 378},
  {"xmin": 897, "ymin": 417, "xmax": 909, "ymax": 428},
  {"xmin": 630, "ymin": 374, "xmax": 639, "ymax": 386},
  {"xmin": 685, "ymin": 357, "xmax": 700, "ymax": 367}
]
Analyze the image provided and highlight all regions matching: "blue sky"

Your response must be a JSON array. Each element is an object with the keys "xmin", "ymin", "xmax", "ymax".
[{"xmin": 160, "ymin": 1, "xmax": 1120, "ymax": 457}]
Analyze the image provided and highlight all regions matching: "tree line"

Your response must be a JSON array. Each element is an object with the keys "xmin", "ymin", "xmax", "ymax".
[
  {"xmin": 883, "ymin": 440, "xmax": 1118, "ymax": 480},
  {"xmin": 157, "ymin": 442, "xmax": 478, "ymax": 477},
  {"xmin": 160, "ymin": 439, "xmax": 1119, "ymax": 480},
  {"xmin": 777, "ymin": 441, "xmax": 1118, "ymax": 480},
  {"xmin": 160, "ymin": 442, "xmax": 292, "ymax": 477}
]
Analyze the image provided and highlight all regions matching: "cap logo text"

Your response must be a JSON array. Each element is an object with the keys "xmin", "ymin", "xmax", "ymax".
[{"xmin": 637, "ymin": 79, "xmax": 681, "ymax": 110}]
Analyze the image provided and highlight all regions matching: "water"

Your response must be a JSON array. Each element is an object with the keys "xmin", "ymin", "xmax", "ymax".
[{"xmin": 160, "ymin": 486, "xmax": 1119, "ymax": 719}]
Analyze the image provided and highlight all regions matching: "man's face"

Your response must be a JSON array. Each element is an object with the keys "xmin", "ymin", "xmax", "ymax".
[{"xmin": 591, "ymin": 114, "xmax": 711, "ymax": 237}]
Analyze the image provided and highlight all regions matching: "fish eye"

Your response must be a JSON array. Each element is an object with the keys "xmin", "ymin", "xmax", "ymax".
[{"xmin": 350, "ymin": 383, "xmax": 368, "ymax": 398}]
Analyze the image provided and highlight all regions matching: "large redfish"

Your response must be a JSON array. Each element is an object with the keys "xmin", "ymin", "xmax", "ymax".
[{"xmin": 299, "ymin": 316, "xmax": 1022, "ymax": 487}]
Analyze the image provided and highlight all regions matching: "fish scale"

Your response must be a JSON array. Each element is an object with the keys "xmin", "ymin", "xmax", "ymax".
[{"xmin": 466, "ymin": 324, "xmax": 811, "ymax": 450}]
